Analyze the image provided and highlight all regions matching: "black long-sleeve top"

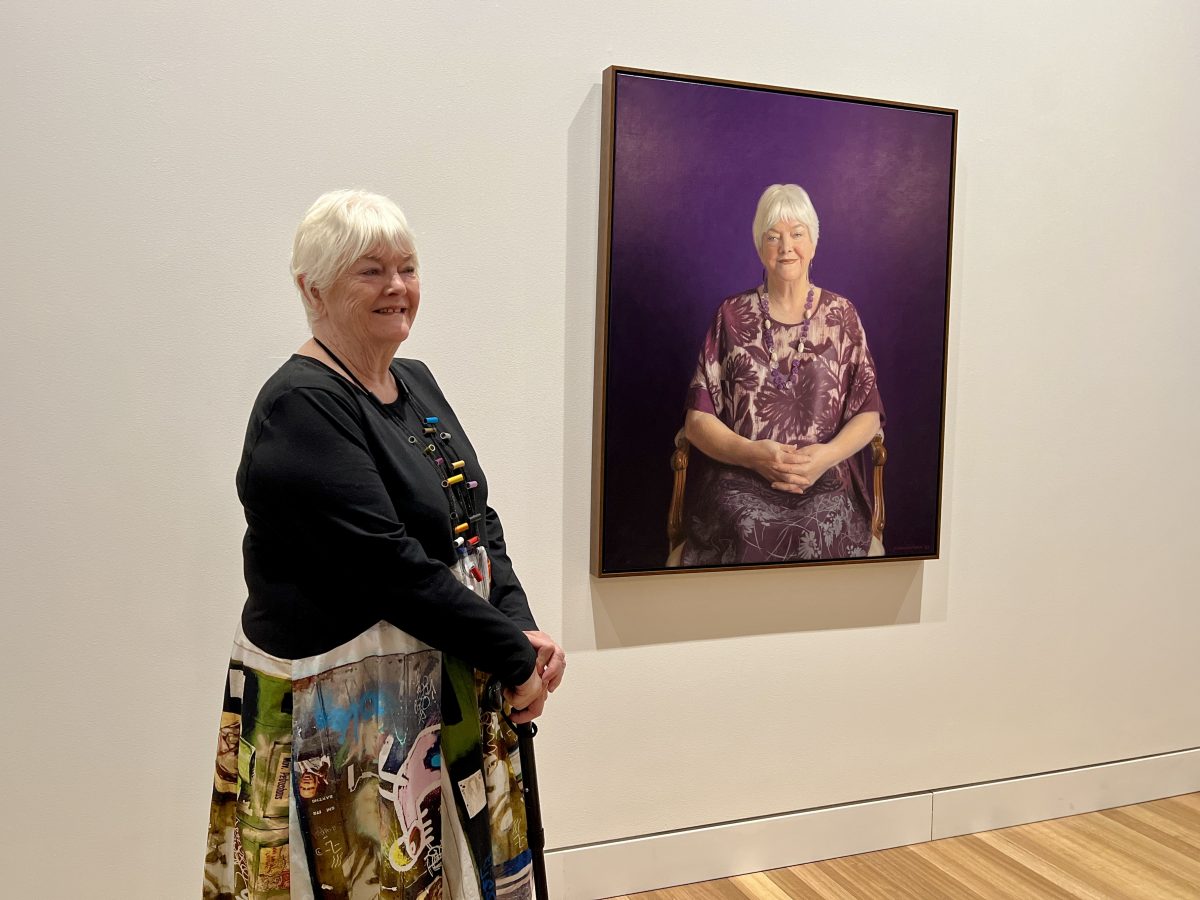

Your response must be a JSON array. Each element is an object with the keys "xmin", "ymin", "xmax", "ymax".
[{"xmin": 237, "ymin": 355, "xmax": 537, "ymax": 686}]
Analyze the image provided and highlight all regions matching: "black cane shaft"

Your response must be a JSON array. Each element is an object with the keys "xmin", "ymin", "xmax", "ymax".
[{"xmin": 518, "ymin": 722, "xmax": 548, "ymax": 900}]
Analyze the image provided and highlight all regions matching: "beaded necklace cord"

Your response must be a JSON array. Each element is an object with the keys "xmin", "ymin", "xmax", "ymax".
[
  {"xmin": 759, "ymin": 286, "xmax": 816, "ymax": 389},
  {"xmin": 310, "ymin": 339, "xmax": 487, "ymax": 572}
]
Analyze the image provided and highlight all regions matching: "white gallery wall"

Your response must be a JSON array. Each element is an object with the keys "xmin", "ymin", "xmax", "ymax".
[{"xmin": 2, "ymin": 1, "xmax": 1198, "ymax": 896}]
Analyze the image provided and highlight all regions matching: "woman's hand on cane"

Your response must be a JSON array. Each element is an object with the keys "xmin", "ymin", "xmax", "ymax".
[
  {"xmin": 523, "ymin": 630, "xmax": 566, "ymax": 692},
  {"xmin": 506, "ymin": 644, "xmax": 552, "ymax": 724}
]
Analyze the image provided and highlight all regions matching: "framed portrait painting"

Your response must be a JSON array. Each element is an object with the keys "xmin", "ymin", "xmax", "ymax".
[{"xmin": 591, "ymin": 66, "xmax": 957, "ymax": 576}]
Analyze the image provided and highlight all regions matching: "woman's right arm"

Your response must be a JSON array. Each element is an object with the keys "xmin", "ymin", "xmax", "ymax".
[
  {"xmin": 685, "ymin": 409, "xmax": 807, "ymax": 491},
  {"xmin": 242, "ymin": 386, "xmax": 537, "ymax": 687}
]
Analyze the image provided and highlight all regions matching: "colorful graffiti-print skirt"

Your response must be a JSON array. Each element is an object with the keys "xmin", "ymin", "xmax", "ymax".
[{"xmin": 203, "ymin": 621, "xmax": 533, "ymax": 900}]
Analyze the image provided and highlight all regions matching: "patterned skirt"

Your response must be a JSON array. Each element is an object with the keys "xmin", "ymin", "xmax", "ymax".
[
  {"xmin": 202, "ymin": 621, "xmax": 533, "ymax": 900},
  {"xmin": 681, "ymin": 462, "xmax": 872, "ymax": 565}
]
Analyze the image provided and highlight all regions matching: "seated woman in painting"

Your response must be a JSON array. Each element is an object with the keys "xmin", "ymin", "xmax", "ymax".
[{"xmin": 679, "ymin": 183, "xmax": 884, "ymax": 565}]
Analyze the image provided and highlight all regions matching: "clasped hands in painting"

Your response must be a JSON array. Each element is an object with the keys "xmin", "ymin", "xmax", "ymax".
[{"xmin": 748, "ymin": 439, "xmax": 836, "ymax": 494}]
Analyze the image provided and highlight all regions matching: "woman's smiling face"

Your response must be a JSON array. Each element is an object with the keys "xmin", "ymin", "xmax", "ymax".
[{"xmin": 321, "ymin": 248, "xmax": 421, "ymax": 348}]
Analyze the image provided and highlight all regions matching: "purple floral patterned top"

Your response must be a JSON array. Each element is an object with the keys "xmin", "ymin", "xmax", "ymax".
[{"xmin": 681, "ymin": 286, "xmax": 885, "ymax": 564}]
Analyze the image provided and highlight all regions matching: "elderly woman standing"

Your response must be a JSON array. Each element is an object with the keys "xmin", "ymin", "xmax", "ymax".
[
  {"xmin": 204, "ymin": 190, "xmax": 564, "ymax": 900},
  {"xmin": 680, "ymin": 183, "xmax": 884, "ymax": 564}
]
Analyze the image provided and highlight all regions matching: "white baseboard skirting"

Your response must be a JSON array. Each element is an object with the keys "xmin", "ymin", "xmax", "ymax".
[{"xmin": 545, "ymin": 747, "xmax": 1200, "ymax": 900}]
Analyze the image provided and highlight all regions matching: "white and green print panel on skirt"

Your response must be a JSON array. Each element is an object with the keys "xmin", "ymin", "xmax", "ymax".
[{"xmin": 203, "ymin": 612, "xmax": 533, "ymax": 898}]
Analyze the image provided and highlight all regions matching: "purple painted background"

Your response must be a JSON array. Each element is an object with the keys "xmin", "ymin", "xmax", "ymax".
[{"xmin": 600, "ymin": 72, "xmax": 955, "ymax": 573}]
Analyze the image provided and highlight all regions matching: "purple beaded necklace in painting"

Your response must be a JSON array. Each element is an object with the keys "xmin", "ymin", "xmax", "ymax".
[{"xmin": 759, "ymin": 285, "xmax": 815, "ymax": 389}]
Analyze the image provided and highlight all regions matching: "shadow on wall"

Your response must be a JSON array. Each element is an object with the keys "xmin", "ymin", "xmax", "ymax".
[{"xmin": 591, "ymin": 560, "xmax": 925, "ymax": 649}]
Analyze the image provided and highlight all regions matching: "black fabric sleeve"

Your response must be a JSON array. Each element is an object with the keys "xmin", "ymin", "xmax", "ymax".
[
  {"xmin": 242, "ymin": 386, "xmax": 536, "ymax": 685},
  {"xmin": 484, "ymin": 505, "xmax": 538, "ymax": 631}
]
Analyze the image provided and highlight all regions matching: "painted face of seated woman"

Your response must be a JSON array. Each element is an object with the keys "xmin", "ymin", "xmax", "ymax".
[{"xmin": 681, "ymin": 183, "xmax": 885, "ymax": 565}]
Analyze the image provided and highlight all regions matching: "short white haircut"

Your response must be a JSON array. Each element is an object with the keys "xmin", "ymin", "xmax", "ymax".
[
  {"xmin": 752, "ymin": 183, "xmax": 820, "ymax": 254},
  {"xmin": 291, "ymin": 189, "xmax": 419, "ymax": 323}
]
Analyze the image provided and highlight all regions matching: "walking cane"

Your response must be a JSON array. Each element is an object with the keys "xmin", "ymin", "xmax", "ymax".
[
  {"xmin": 485, "ymin": 679, "xmax": 549, "ymax": 898},
  {"xmin": 516, "ymin": 722, "xmax": 548, "ymax": 900}
]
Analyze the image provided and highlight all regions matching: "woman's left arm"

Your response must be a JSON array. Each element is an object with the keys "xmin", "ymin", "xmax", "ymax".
[
  {"xmin": 786, "ymin": 300, "xmax": 884, "ymax": 492},
  {"xmin": 412, "ymin": 360, "xmax": 568, "ymax": 695},
  {"xmin": 483, "ymin": 513, "xmax": 566, "ymax": 693},
  {"xmin": 483, "ymin": 505, "xmax": 537, "ymax": 630},
  {"xmin": 787, "ymin": 411, "xmax": 881, "ymax": 493},
  {"xmin": 482, "ymin": 509, "xmax": 567, "ymax": 693}
]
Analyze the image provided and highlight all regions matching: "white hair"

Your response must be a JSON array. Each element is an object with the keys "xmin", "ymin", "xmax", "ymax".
[
  {"xmin": 752, "ymin": 183, "xmax": 821, "ymax": 254},
  {"xmin": 291, "ymin": 189, "xmax": 419, "ymax": 324}
]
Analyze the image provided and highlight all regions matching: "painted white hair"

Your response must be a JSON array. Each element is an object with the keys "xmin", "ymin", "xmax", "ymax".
[
  {"xmin": 291, "ymin": 189, "xmax": 419, "ymax": 324},
  {"xmin": 752, "ymin": 183, "xmax": 821, "ymax": 254}
]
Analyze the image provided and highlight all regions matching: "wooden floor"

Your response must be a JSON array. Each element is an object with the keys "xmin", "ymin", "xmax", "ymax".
[{"xmin": 613, "ymin": 792, "xmax": 1200, "ymax": 900}]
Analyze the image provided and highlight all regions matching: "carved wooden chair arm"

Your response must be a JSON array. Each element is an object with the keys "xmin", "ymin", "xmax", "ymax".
[
  {"xmin": 870, "ymin": 432, "xmax": 886, "ymax": 540},
  {"xmin": 667, "ymin": 429, "xmax": 690, "ymax": 551}
]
